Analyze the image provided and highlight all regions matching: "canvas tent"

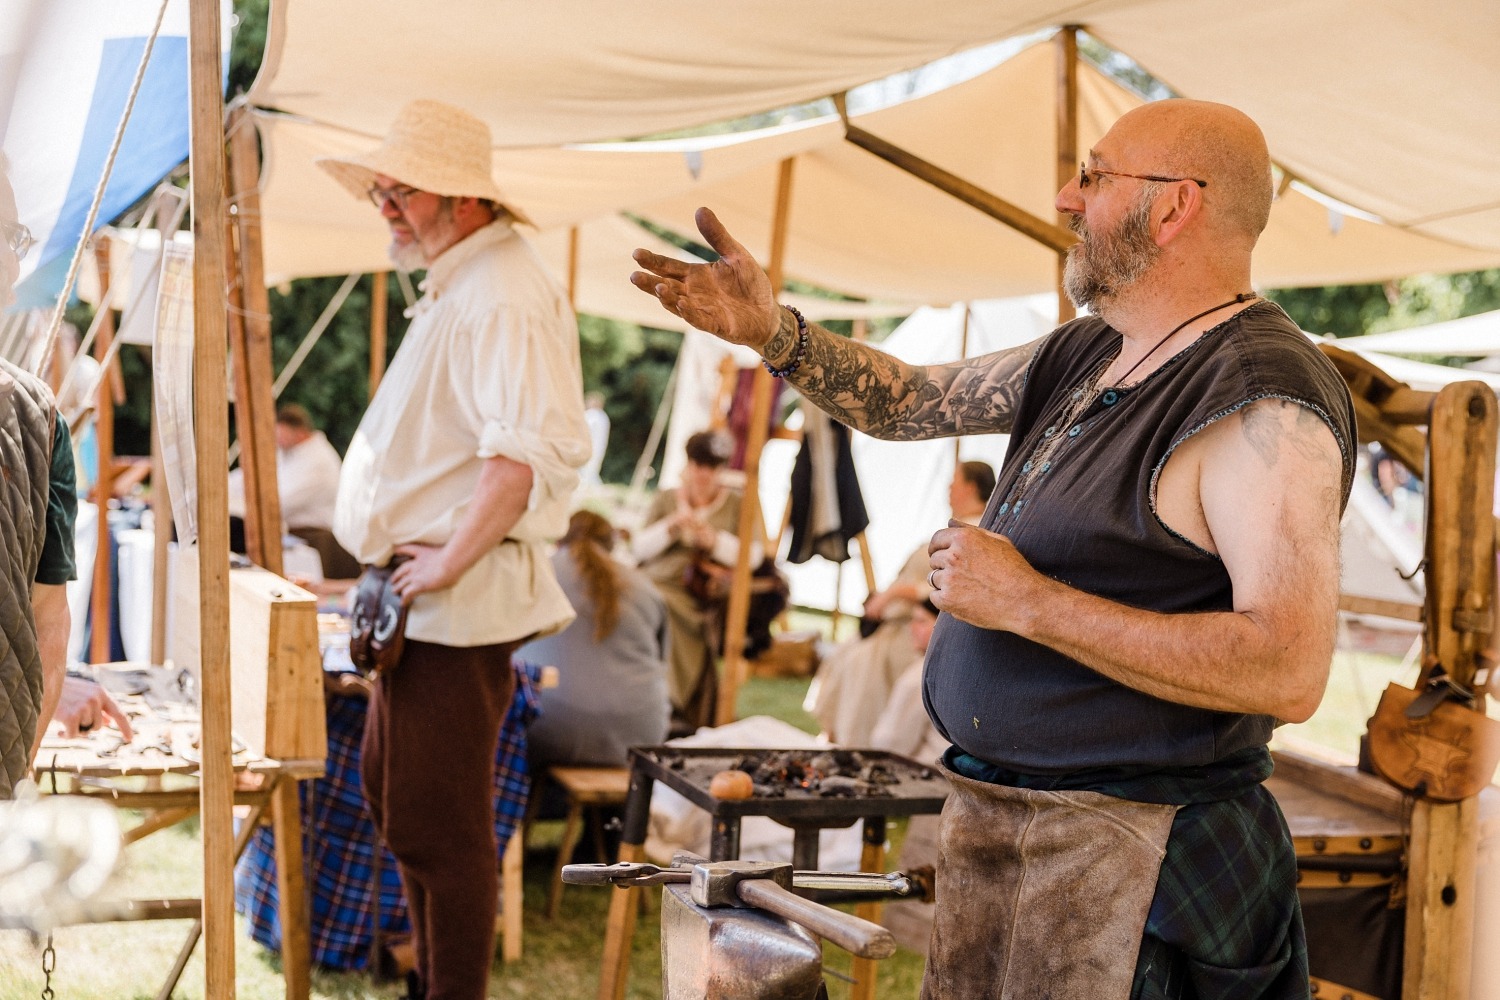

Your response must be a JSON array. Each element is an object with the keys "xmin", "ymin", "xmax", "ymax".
[
  {"xmin": 248, "ymin": 0, "xmax": 1500, "ymax": 254},
  {"xmin": 247, "ymin": 41, "xmax": 1500, "ymax": 305}
]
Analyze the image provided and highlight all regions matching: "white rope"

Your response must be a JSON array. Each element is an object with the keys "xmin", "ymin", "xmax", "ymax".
[
  {"xmin": 225, "ymin": 272, "xmax": 361, "ymax": 468},
  {"xmin": 33, "ymin": 0, "xmax": 172, "ymax": 379},
  {"xmin": 271, "ymin": 272, "xmax": 362, "ymax": 397},
  {"xmin": 628, "ymin": 357, "xmax": 679, "ymax": 497}
]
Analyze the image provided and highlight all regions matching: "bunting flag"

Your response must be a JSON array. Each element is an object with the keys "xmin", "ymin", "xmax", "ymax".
[{"xmin": 0, "ymin": 0, "xmax": 228, "ymax": 310}]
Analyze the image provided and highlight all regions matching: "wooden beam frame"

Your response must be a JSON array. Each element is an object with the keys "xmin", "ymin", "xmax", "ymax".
[
  {"xmin": 226, "ymin": 105, "xmax": 285, "ymax": 575},
  {"xmin": 715, "ymin": 157, "xmax": 795, "ymax": 726},
  {"xmin": 1403, "ymin": 380, "xmax": 1495, "ymax": 999},
  {"xmin": 1054, "ymin": 25, "xmax": 1079, "ymax": 323},
  {"xmin": 832, "ymin": 93, "xmax": 1076, "ymax": 255},
  {"xmin": 187, "ymin": 3, "xmax": 237, "ymax": 993}
]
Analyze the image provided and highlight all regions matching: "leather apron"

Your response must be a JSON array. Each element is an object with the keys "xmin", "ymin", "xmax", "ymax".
[{"xmin": 921, "ymin": 763, "xmax": 1180, "ymax": 1000}]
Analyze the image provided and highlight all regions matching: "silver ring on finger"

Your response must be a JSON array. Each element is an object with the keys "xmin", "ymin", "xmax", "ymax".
[{"xmin": 928, "ymin": 569, "xmax": 939, "ymax": 590}]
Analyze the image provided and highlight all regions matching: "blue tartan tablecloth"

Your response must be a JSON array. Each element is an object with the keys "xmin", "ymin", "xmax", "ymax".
[{"xmin": 234, "ymin": 661, "xmax": 541, "ymax": 971}]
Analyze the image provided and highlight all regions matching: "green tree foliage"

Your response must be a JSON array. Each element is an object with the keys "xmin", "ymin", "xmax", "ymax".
[
  {"xmin": 228, "ymin": 0, "xmax": 269, "ymax": 97},
  {"xmin": 578, "ymin": 315, "xmax": 681, "ymax": 483},
  {"xmin": 261, "ymin": 274, "xmax": 412, "ymax": 454},
  {"xmin": 1267, "ymin": 269, "xmax": 1500, "ymax": 351}
]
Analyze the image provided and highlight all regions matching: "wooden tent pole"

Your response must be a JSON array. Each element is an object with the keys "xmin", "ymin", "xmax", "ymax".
[
  {"xmin": 1404, "ymin": 380, "xmax": 1495, "ymax": 999},
  {"xmin": 567, "ymin": 225, "xmax": 581, "ymax": 310},
  {"xmin": 226, "ymin": 105, "xmax": 284, "ymax": 575},
  {"xmin": 90, "ymin": 237, "xmax": 116, "ymax": 665},
  {"xmin": 716, "ymin": 157, "xmax": 794, "ymax": 727},
  {"xmin": 1055, "ymin": 26, "xmax": 1079, "ymax": 324},
  {"xmin": 369, "ymin": 271, "xmax": 388, "ymax": 396},
  {"xmin": 188, "ymin": 3, "xmax": 237, "ymax": 995}
]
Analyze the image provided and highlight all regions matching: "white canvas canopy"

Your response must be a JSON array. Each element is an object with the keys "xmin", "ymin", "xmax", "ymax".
[
  {"xmin": 249, "ymin": 41, "xmax": 1499, "ymax": 304},
  {"xmin": 249, "ymin": 1, "xmax": 1500, "ymax": 253}
]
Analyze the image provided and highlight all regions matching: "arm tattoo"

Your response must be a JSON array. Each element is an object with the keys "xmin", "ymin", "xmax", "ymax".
[{"xmin": 762, "ymin": 308, "xmax": 1038, "ymax": 440}]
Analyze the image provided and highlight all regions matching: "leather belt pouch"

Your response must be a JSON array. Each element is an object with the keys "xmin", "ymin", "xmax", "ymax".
[
  {"xmin": 349, "ymin": 556, "xmax": 410, "ymax": 677},
  {"xmin": 1367, "ymin": 679, "xmax": 1500, "ymax": 802}
]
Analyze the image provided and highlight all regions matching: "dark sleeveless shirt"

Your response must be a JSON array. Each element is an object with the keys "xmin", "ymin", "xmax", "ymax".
[{"xmin": 921, "ymin": 300, "xmax": 1356, "ymax": 774}]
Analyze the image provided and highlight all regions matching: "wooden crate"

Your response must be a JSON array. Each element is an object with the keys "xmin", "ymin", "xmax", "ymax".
[
  {"xmin": 170, "ymin": 547, "xmax": 326, "ymax": 764},
  {"xmin": 748, "ymin": 631, "xmax": 820, "ymax": 678}
]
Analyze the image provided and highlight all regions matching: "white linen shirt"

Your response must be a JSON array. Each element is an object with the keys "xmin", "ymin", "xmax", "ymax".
[
  {"xmin": 279, "ymin": 431, "xmax": 343, "ymax": 531},
  {"xmin": 333, "ymin": 220, "xmax": 591, "ymax": 647}
]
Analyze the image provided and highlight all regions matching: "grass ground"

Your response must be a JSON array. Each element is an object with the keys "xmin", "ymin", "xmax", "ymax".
[{"xmin": 0, "ymin": 618, "xmax": 1425, "ymax": 999}]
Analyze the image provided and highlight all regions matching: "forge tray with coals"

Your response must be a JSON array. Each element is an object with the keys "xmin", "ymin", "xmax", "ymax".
[{"xmin": 629, "ymin": 746, "xmax": 951, "ymax": 823}]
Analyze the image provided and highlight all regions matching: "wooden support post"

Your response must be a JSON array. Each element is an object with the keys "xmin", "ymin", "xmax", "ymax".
[
  {"xmin": 270, "ymin": 776, "xmax": 310, "ymax": 1000},
  {"xmin": 849, "ymin": 817, "xmax": 887, "ymax": 1000},
  {"xmin": 716, "ymin": 157, "xmax": 794, "ymax": 727},
  {"xmin": 90, "ymin": 237, "xmax": 116, "ymax": 666},
  {"xmin": 1404, "ymin": 380, "xmax": 1496, "ymax": 1000},
  {"xmin": 225, "ymin": 105, "xmax": 284, "ymax": 575},
  {"xmin": 1055, "ymin": 26, "xmax": 1079, "ymax": 324},
  {"xmin": 368, "ymin": 271, "xmax": 388, "ymax": 396},
  {"xmin": 567, "ymin": 225, "xmax": 580, "ymax": 311},
  {"xmin": 598, "ymin": 842, "xmax": 645, "ymax": 1000},
  {"xmin": 188, "ymin": 2, "xmax": 237, "ymax": 995}
]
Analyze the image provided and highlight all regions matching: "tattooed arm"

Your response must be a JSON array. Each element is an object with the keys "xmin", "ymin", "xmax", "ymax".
[
  {"xmin": 631, "ymin": 207, "xmax": 1041, "ymax": 439},
  {"xmin": 757, "ymin": 306, "xmax": 1037, "ymax": 439}
]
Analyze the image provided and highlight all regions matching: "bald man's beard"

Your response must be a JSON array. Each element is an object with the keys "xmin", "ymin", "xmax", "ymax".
[{"xmin": 1062, "ymin": 192, "xmax": 1161, "ymax": 311}]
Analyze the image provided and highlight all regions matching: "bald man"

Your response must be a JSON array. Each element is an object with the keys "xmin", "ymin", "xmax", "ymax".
[{"xmin": 631, "ymin": 100, "xmax": 1351, "ymax": 999}]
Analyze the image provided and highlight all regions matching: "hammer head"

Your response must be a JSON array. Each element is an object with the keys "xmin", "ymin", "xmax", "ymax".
[{"xmin": 690, "ymin": 860, "xmax": 793, "ymax": 908}]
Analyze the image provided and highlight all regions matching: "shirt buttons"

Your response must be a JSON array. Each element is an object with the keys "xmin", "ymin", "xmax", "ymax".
[
  {"xmin": 1101, "ymin": 390, "xmax": 1119, "ymax": 405},
  {"xmin": 1044, "ymin": 426, "xmax": 1057, "ymax": 437},
  {"xmin": 1068, "ymin": 425, "xmax": 1082, "ymax": 437},
  {"xmin": 1022, "ymin": 461, "xmax": 1033, "ymax": 472},
  {"xmin": 998, "ymin": 502, "xmax": 1010, "ymax": 515}
]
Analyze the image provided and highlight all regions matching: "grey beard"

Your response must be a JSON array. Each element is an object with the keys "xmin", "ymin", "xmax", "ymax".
[
  {"xmin": 1062, "ymin": 196, "xmax": 1160, "ymax": 310},
  {"xmin": 388, "ymin": 239, "xmax": 427, "ymax": 272}
]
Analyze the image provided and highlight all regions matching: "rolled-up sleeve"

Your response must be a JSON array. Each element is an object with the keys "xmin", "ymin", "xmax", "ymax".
[{"xmin": 470, "ymin": 303, "xmax": 591, "ymax": 517}]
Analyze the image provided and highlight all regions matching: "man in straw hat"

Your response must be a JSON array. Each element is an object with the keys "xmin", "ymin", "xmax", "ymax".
[
  {"xmin": 321, "ymin": 99, "xmax": 590, "ymax": 1000},
  {"xmin": 632, "ymin": 99, "xmax": 1356, "ymax": 999}
]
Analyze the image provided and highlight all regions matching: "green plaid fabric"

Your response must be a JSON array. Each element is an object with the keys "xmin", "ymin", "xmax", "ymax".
[{"xmin": 947, "ymin": 745, "xmax": 1308, "ymax": 1000}]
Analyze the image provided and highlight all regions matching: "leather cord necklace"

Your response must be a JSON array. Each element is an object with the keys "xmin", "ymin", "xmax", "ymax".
[{"xmin": 1110, "ymin": 292, "xmax": 1257, "ymax": 387}]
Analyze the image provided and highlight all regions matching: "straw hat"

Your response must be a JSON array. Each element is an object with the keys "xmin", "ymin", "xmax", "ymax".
[{"xmin": 316, "ymin": 99, "xmax": 531, "ymax": 225}]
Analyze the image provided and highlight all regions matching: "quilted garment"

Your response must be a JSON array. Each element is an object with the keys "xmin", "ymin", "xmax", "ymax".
[{"xmin": 0, "ymin": 357, "xmax": 55, "ymax": 798}]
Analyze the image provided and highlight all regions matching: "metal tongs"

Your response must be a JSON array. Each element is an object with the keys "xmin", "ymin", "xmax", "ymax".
[{"xmin": 563, "ymin": 857, "xmax": 921, "ymax": 959}]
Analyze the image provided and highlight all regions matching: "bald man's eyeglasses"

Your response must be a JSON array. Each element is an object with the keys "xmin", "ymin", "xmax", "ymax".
[
  {"xmin": 1079, "ymin": 163, "xmax": 1207, "ymax": 190},
  {"xmin": 1, "ymin": 220, "xmax": 34, "ymax": 260}
]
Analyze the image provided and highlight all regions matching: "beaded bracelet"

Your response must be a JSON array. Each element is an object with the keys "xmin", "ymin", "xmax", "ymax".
[{"xmin": 762, "ymin": 305, "xmax": 809, "ymax": 379}]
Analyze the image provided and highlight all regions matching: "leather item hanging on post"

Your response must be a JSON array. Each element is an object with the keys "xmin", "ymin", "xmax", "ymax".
[
  {"xmin": 349, "ymin": 555, "xmax": 411, "ymax": 678},
  {"xmin": 1367, "ymin": 667, "xmax": 1500, "ymax": 802}
]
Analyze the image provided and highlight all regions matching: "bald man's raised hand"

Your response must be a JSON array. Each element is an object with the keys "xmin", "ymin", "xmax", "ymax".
[{"xmin": 630, "ymin": 207, "xmax": 781, "ymax": 349}]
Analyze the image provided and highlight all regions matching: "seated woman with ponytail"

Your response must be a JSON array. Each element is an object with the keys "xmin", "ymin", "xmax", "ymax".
[{"xmin": 519, "ymin": 510, "xmax": 672, "ymax": 771}]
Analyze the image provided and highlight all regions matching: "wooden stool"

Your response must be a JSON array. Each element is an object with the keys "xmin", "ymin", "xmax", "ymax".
[
  {"xmin": 546, "ymin": 766, "xmax": 631, "ymax": 919},
  {"xmin": 493, "ymin": 829, "xmax": 525, "ymax": 962}
]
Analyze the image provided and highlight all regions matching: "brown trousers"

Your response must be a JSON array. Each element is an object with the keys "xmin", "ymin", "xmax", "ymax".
[{"xmin": 362, "ymin": 638, "xmax": 519, "ymax": 1000}]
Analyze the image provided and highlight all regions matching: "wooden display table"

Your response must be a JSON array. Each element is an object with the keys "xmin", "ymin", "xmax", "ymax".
[{"xmin": 34, "ymin": 664, "xmax": 323, "ymax": 1000}]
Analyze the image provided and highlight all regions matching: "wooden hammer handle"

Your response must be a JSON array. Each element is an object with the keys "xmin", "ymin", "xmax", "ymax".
[{"xmin": 736, "ymin": 879, "xmax": 896, "ymax": 959}]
